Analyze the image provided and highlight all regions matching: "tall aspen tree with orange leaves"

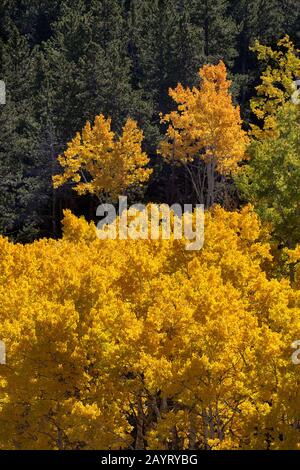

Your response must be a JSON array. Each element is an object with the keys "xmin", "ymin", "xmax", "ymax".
[{"xmin": 158, "ymin": 61, "xmax": 249, "ymax": 207}]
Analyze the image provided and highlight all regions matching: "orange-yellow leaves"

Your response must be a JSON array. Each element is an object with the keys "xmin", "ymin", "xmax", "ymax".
[
  {"xmin": 53, "ymin": 114, "xmax": 152, "ymax": 200},
  {"xmin": 159, "ymin": 61, "xmax": 249, "ymax": 174},
  {"xmin": 1, "ymin": 206, "xmax": 300, "ymax": 449}
]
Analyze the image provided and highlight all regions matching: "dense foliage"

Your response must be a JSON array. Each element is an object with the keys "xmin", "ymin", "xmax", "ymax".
[
  {"xmin": 1, "ymin": 208, "xmax": 300, "ymax": 450},
  {"xmin": 2, "ymin": 0, "xmax": 300, "ymax": 451}
]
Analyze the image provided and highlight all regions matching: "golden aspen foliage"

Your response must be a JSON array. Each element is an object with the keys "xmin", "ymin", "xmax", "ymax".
[
  {"xmin": 0, "ymin": 207, "xmax": 300, "ymax": 449},
  {"xmin": 53, "ymin": 114, "xmax": 152, "ymax": 200},
  {"xmin": 158, "ymin": 61, "xmax": 249, "ymax": 174},
  {"xmin": 250, "ymin": 36, "xmax": 300, "ymax": 139}
]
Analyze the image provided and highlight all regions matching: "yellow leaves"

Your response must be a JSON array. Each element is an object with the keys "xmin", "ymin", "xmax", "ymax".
[
  {"xmin": 287, "ymin": 245, "xmax": 300, "ymax": 264},
  {"xmin": 250, "ymin": 36, "xmax": 300, "ymax": 139},
  {"xmin": 62, "ymin": 209, "xmax": 98, "ymax": 242},
  {"xmin": 53, "ymin": 114, "xmax": 152, "ymax": 200},
  {"xmin": 135, "ymin": 354, "xmax": 173, "ymax": 392},
  {"xmin": 159, "ymin": 61, "xmax": 249, "ymax": 175},
  {"xmin": 1, "ymin": 205, "xmax": 300, "ymax": 448},
  {"xmin": 71, "ymin": 401, "xmax": 101, "ymax": 420}
]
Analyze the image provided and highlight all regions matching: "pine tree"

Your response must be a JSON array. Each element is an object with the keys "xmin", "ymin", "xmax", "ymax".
[
  {"xmin": 190, "ymin": 0, "xmax": 238, "ymax": 68},
  {"xmin": 128, "ymin": 0, "xmax": 239, "ymax": 113},
  {"xmin": 0, "ymin": 0, "xmax": 61, "ymax": 44},
  {"xmin": 0, "ymin": 24, "xmax": 44, "ymax": 240}
]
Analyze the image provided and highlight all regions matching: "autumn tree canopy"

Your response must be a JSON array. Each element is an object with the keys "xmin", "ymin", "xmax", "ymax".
[
  {"xmin": 159, "ymin": 61, "xmax": 249, "ymax": 207},
  {"xmin": 53, "ymin": 114, "xmax": 152, "ymax": 201},
  {"xmin": 0, "ymin": 207, "xmax": 300, "ymax": 450}
]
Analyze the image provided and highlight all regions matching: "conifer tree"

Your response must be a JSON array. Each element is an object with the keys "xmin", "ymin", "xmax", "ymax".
[{"xmin": 0, "ymin": 25, "xmax": 43, "ymax": 240}]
